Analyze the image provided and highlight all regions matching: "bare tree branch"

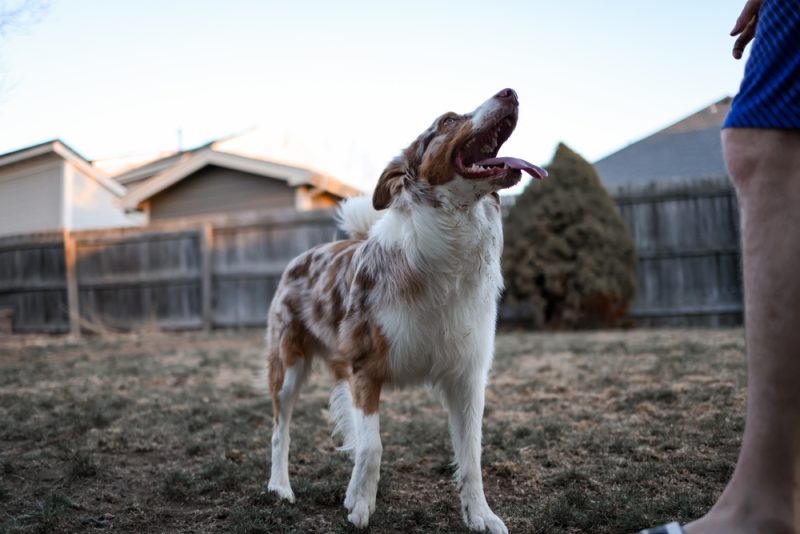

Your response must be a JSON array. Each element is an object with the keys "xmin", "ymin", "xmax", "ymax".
[{"xmin": 0, "ymin": 0, "xmax": 48, "ymax": 38}]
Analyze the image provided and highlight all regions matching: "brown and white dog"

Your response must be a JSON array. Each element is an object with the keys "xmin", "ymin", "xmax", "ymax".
[{"xmin": 265, "ymin": 89, "xmax": 546, "ymax": 533}]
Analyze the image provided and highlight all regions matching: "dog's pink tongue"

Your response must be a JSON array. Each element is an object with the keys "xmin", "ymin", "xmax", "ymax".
[{"xmin": 475, "ymin": 157, "xmax": 548, "ymax": 179}]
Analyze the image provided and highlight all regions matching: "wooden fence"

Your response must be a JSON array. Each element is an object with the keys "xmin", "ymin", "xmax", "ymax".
[
  {"xmin": 615, "ymin": 182, "xmax": 743, "ymax": 327},
  {"xmin": 0, "ymin": 232, "xmax": 69, "ymax": 333},
  {"xmin": 0, "ymin": 189, "xmax": 745, "ymax": 334},
  {"xmin": 0, "ymin": 210, "xmax": 339, "ymax": 335}
]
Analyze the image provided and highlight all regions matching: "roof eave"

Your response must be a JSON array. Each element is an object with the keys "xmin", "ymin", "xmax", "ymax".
[{"xmin": 0, "ymin": 139, "xmax": 126, "ymax": 197}]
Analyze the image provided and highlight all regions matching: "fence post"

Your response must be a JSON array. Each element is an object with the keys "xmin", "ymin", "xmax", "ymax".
[
  {"xmin": 63, "ymin": 230, "xmax": 81, "ymax": 338},
  {"xmin": 200, "ymin": 223, "xmax": 214, "ymax": 332}
]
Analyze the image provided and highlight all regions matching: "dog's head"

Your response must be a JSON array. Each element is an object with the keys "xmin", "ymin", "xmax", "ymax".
[{"xmin": 373, "ymin": 88, "xmax": 546, "ymax": 210}]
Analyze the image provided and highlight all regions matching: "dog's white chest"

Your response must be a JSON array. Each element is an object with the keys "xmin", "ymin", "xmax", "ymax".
[{"xmin": 375, "ymin": 204, "xmax": 503, "ymax": 385}]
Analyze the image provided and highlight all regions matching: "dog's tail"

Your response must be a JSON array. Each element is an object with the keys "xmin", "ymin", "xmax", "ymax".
[
  {"xmin": 329, "ymin": 381, "xmax": 357, "ymax": 458},
  {"xmin": 335, "ymin": 196, "xmax": 383, "ymax": 240}
]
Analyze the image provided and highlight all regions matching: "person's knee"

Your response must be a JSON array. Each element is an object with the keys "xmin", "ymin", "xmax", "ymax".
[
  {"xmin": 722, "ymin": 128, "xmax": 763, "ymax": 190},
  {"xmin": 722, "ymin": 128, "xmax": 800, "ymax": 193}
]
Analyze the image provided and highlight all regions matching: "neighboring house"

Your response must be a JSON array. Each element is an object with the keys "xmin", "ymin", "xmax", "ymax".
[
  {"xmin": 595, "ymin": 97, "xmax": 731, "ymax": 194},
  {"xmin": 0, "ymin": 137, "xmax": 362, "ymax": 237},
  {"xmin": 593, "ymin": 97, "xmax": 741, "ymax": 327},
  {"xmin": 116, "ymin": 143, "xmax": 362, "ymax": 223},
  {"xmin": 0, "ymin": 140, "xmax": 134, "ymax": 237}
]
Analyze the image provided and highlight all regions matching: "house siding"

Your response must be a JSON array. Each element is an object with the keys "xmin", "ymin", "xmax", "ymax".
[
  {"xmin": 147, "ymin": 165, "xmax": 296, "ymax": 222},
  {"xmin": 0, "ymin": 154, "xmax": 63, "ymax": 237},
  {"xmin": 66, "ymin": 164, "xmax": 136, "ymax": 230}
]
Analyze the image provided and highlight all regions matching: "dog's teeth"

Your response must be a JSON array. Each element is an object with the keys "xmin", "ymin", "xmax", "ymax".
[{"xmin": 481, "ymin": 145, "xmax": 493, "ymax": 153}]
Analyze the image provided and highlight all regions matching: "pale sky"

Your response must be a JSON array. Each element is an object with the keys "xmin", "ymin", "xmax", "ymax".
[{"xmin": 0, "ymin": 0, "xmax": 747, "ymax": 193}]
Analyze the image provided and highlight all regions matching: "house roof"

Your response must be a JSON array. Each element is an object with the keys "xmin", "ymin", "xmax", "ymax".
[
  {"xmin": 110, "ymin": 143, "xmax": 216, "ymax": 186},
  {"xmin": 120, "ymin": 147, "xmax": 362, "ymax": 211},
  {"xmin": 0, "ymin": 139, "xmax": 126, "ymax": 196},
  {"xmin": 594, "ymin": 97, "xmax": 731, "ymax": 194},
  {"xmin": 90, "ymin": 149, "xmax": 182, "ymax": 178}
]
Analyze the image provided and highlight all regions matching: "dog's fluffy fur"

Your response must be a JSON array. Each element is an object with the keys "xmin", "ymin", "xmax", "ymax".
[{"xmin": 265, "ymin": 89, "xmax": 543, "ymax": 533}]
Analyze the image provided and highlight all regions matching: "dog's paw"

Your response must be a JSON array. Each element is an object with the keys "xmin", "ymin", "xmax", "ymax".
[
  {"xmin": 347, "ymin": 499, "xmax": 371, "ymax": 528},
  {"xmin": 482, "ymin": 513, "xmax": 508, "ymax": 534},
  {"xmin": 464, "ymin": 507, "xmax": 508, "ymax": 534},
  {"xmin": 344, "ymin": 484, "xmax": 355, "ymax": 511},
  {"xmin": 266, "ymin": 481, "xmax": 295, "ymax": 503}
]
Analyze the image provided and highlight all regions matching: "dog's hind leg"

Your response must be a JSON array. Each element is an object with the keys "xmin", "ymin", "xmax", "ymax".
[
  {"xmin": 329, "ymin": 380, "xmax": 357, "ymax": 457},
  {"xmin": 267, "ymin": 330, "xmax": 310, "ymax": 503}
]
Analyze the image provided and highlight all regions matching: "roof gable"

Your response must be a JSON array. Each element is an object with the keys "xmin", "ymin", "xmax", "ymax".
[
  {"xmin": 0, "ymin": 139, "xmax": 126, "ymax": 197},
  {"xmin": 1, "ymin": 139, "xmax": 363, "ymax": 204},
  {"xmin": 121, "ymin": 148, "xmax": 317, "ymax": 210}
]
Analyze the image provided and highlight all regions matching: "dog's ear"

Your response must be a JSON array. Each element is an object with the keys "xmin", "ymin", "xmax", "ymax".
[
  {"xmin": 373, "ymin": 156, "xmax": 408, "ymax": 210},
  {"xmin": 373, "ymin": 126, "xmax": 437, "ymax": 210}
]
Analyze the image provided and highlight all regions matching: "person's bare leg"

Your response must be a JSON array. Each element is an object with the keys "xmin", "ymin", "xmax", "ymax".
[{"xmin": 685, "ymin": 128, "xmax": 800, "ymax": 533}]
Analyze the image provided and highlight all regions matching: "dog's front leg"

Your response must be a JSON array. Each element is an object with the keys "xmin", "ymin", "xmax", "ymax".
[
  {"xmin": 443, "ymin": 378, "xmax": 508, "ymax": 534},
  {"xmin": 344, "ymin": 375, "xmax": 383, "ymax": 528}
]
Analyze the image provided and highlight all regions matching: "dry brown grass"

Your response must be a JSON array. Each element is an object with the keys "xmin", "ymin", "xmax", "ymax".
[{"xmin": 0, "ymin": 328, "xmax": 745, "ymax": 533}]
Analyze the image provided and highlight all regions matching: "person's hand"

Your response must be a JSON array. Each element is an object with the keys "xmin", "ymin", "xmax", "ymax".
[{"xmin": 731, "ymin": 0, "xmax": 762, "ymax": 59}]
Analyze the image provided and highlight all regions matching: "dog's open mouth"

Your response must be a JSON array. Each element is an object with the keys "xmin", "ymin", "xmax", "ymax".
[{"xmin": 453, "ymin": 113, "xmax": 547, "ymax": 182}]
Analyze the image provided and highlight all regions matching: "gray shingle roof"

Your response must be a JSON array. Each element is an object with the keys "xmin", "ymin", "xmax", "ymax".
[{"xmin": 594, "ymin": 97, "xmax": 731, "ymax": 194}]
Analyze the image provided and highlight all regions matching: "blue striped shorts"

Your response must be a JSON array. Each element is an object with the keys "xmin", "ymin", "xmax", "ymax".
[{"xmin": 723, "ymin": 0, "xmax": 800, "ymax": 129}]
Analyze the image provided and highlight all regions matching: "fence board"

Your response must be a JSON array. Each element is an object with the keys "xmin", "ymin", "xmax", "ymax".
[{"xmin": 201, "ymin": 223, "xmax": 213, "ymax": 331}]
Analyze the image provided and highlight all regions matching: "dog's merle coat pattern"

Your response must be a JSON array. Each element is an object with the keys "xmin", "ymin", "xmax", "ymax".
[{"xmin": 266, "ymin": 89, "xmax": 527, "ymax": 533}]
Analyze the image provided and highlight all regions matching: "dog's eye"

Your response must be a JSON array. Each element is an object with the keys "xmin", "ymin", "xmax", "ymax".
[{"xmin": 442, "ymin": 117, "xmax": 458, "ymax": 127}]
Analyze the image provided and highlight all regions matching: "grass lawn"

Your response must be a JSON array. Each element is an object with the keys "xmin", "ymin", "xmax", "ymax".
[{"xmin": 0, "ymin": 328, "xmax": 746, "ymax": 533}]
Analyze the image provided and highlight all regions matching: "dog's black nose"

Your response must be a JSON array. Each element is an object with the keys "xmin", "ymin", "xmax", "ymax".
[{"xmin": 495, "ymin": 88, "xmax": 518, "ymax": 104}]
